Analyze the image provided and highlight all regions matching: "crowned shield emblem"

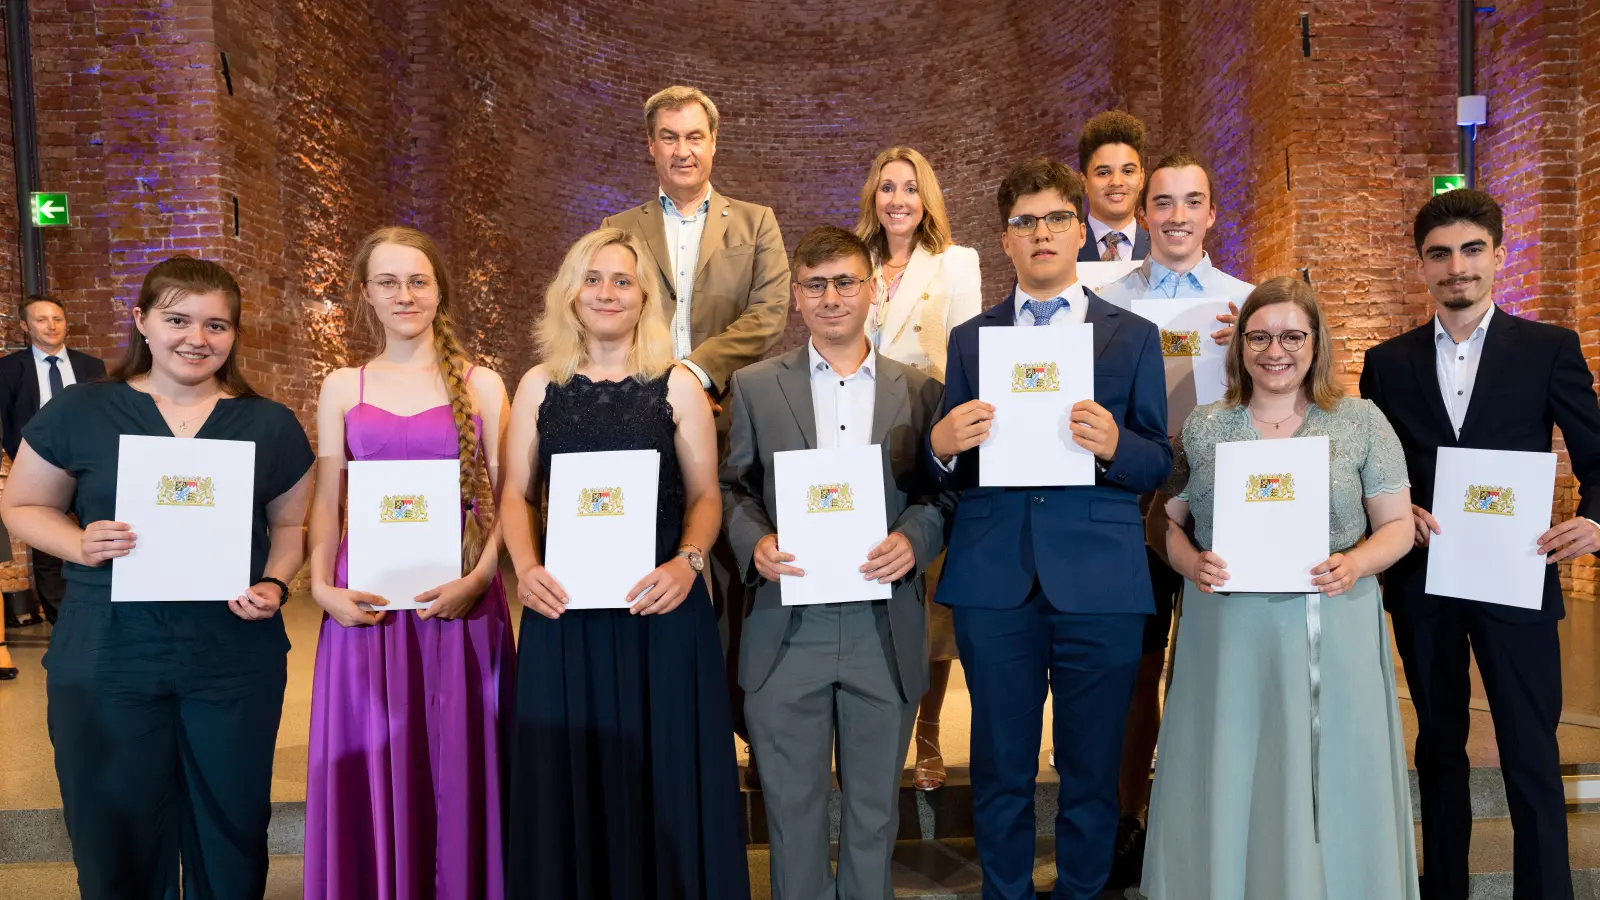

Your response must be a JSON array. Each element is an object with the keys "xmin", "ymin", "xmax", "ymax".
[
  {"xmin": 156, "ymin": 475, "xmax": 215, "ymax": 507},
  {"xmin": 1245, "ymin": 473, "xmax": 1295, "ymax": 502}
]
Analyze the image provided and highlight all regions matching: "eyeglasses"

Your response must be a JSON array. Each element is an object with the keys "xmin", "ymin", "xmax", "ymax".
[
  {"xmin": 1006, "ymin": 210, "xmax": 1079, "ymax": 236},
  {"xmin": 1242, "ymin": 330, "xmax": 1311, "ymax": 352},
  {"xmin": 795, "ymin": 275, "xmax": 866, "ymax": 299},
  {"xmin": 366, "ymin": 276, "xmax": 438, "ymax": 300}
]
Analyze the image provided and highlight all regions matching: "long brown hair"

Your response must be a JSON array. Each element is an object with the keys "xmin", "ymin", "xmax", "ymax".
[
  {"xmin": 854, "ymin": 146, "xmax": 953, "ymax": 265},
  {"xmin": 1223, "ymin": 276, "xmax": 1344, "ymax": 411},
  {"xmin": 111, "ymin": 255, "xmax": 259, "ymax": 398},
  {"xmin": 349, "ymin": 226, "xmax": 487, "ymax": 574}
]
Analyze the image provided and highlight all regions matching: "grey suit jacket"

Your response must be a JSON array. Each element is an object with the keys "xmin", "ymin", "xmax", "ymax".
[{"xmin": 720, "ymin": 345, "xmax": 951, "ymax": 699}]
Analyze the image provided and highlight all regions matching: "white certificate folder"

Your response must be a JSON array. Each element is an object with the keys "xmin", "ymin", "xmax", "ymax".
[
  {"xmin": 1129, "ymin": 299, "xmax": 1232, "ymax": 436},
  {"xmin": 773, "ymin": 445, "xmax": 893, "ymax": 606},
  {"xmin": 545, "ymin": 450, "xmax": 660, "ymax": 610},
  {"xmin": 346, "ymin": 459, "xmax": 462, "ymax": 611},
  {"xmin": 1210, "ymin": 436, "xmax": 1330, "ymax": 594},
  {"xmin": 1426, "ymin": 447, "xmax": 1557, "ymax": 610},
  {"xmin": 111, "ymin": 435, "xmax": 255, "ymax": 602},
  {"xmin": 979, "ymin": 324, "xmax": 1096, "ymax": 487}
]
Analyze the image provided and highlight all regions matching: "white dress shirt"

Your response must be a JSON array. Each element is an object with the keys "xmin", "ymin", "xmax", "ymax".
[
  {"xmin": 808, "ymin": 341, "xmax": 876, "ymax": 450},
  {"xmin": 1013, "ymin": 283, "xmax": 1089, "ymax": 326},
  {"xmin": 1088, "ymin": 215, "xmax": 1137, "ymax": 262},
  {"xmin": 659, "ymin": 185, "xmax": 715, "ymax": 389},
  {"xmin": 1434, "ymin": 304, "xmax": 1494, "ymax": 438},
  {"xmin": 33, "ymin": 344, "xmax": 76, "ymax": 408}
]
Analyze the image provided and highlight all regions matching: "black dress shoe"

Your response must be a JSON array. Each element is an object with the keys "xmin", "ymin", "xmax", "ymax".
[{"xmin": 1105, "ymin": 816, "xmax": 1147, "ymax": 890}]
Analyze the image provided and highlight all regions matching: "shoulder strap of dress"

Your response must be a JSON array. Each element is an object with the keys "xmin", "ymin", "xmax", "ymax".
[{"xmin": 358, "ymin": 365, "xmax": 365, "ymax": 402}]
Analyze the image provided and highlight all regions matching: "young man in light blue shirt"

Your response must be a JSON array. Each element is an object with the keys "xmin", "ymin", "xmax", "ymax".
[{"xmin": 1096, "ymin": 152, "xmax": 1254, "ymax": 889}]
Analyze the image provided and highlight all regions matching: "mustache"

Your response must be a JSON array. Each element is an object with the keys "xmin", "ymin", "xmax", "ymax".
[{"xmin": 1440, "ymin": 276, "xmax": 1478, "ymax": 286}]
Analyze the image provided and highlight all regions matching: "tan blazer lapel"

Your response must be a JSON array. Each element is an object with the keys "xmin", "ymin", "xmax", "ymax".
[
  {"xmin": 880, "ymin": 244, "xmax": 940, "ymax": 350},
  {"xmin": 637, "ymin": 201, "xmax": 675, "ymax": 305},
  {"xmin": 694, "ymin": 189, "xmax": 731, "ymax": 283}
]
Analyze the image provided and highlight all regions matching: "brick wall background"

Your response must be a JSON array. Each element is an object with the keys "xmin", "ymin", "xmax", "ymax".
[{"xmin": 0, "ymin": 1, "xmax": 1597, "ymax": 598}]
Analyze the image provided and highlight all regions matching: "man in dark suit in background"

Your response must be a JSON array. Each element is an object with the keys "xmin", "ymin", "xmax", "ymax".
[
  {"xmin": 1362, "ymin": 189, "xmax": 1600, "ymax": 900},
  {"xmin": 1076, "ymin": 111, "xmax": 1151, "ymax": 265},
  {"xmin": 0, "ymin": 295, "xmax": 105, "ymax": 625},
  {"xmin": 929, "ymin": 158, "xmax": 1171, "ymax": 900}
]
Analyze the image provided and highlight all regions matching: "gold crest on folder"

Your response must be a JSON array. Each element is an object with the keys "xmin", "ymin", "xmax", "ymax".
[
  {"xmin": 1160, "ymin": 329, "xmax": 1202, "ymax": 357},
  {"xmin": 806, "ymin": 483, "xmax": 854, "ymax": 513},
  {"xmin": 1010, "ymin": 362, "xmax": 1060, "ymax": 393},
  {"xmin": 1245, "ymin": 473, "xmax": 1295, "ymax": 502},
  {"xmin": 155, "ymin": 476, "xmax": 215, "ymax": 507},
  {"xmin": 380, "ymin": 494, "xmax": 429, "ymax": 522},
  {"xmin": 578, "ymin": 487, "xmax": 624, "ymax": 517},
  {"xmin": 1463, "ymin": 485, "xmax": 1514, "ymax": 516}
]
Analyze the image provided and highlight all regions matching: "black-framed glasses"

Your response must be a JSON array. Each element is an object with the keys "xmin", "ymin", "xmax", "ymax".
[
  {"xmin": 1243, "ymin": 329, "xmax": 1310, "ymax": 352},
  {"xmin": 1006, "ymin": 210, "xmax": 1078, "ymax": 236},
  {"xmin": 366, "ymin": 276, "xmax": 438, "ymax": 300},
  {"xmin": 795, "ymin": 275, "xmax": 866, "ymax": 299}
]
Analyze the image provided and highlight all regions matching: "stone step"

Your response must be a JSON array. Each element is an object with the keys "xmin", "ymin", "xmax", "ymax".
[
  {"xmin": 5, "ymin": 763, "xmax": 1598, "ymax": 865},
  {"xmin": 6, "ymin": 818, "xmax": 1600, "ymax": 900}
]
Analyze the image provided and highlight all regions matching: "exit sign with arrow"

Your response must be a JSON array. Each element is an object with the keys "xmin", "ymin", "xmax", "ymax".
[{"xmin": 30, "ymin": 192, "xmax": 68, "ymax": 227}]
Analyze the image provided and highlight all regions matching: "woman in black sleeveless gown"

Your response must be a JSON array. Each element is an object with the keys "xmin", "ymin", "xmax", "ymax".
[{"xmin": 500, "ymin": 227, "xmax": 749, "ymax": 900}]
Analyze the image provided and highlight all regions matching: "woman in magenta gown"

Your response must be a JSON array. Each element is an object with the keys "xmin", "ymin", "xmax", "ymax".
[{"xmin": 303, "ymin": 226, "xmax": 515, "ymax": 899}]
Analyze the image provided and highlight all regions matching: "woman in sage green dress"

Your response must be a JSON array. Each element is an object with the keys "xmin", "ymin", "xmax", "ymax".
[{"xmin": 1141, "ymin": 277, "xmax": 1420, "ymax": 900}]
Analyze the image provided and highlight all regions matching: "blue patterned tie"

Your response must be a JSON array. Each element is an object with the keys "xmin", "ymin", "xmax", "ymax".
[{"xmin": 1024, "ymin": 297, "xmax": 1068, "ymax": 326}]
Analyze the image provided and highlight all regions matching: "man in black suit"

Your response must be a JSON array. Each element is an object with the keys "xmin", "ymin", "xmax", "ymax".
[
  {"xmin": 0, "ymin": 295, "xmax": 106, "ymax": 624},
  {"xmin": 1362, "ymin": 189, "xmax": 1600, "ymax": 900}
]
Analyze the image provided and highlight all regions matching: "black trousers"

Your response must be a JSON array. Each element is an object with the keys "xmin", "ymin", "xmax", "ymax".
[
  {"xmin": 30, "ymin": 546, "xmax": 64, "ymax": 624},
  {"xmin": 1390, "ymin": 601, "xmax": 1572, "ymax": 900},
  {"xmin": 47, "ymin": 600, "xmax": 288, "ymax": 900}
]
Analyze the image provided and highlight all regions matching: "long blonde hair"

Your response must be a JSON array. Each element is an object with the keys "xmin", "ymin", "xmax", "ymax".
[
  {"xmin": 1223, "ymin": 276, "xmax": 1344, "ymax": 411},
  {"xmin": 854, "ymin": 147, "xmax": 954, "ymax": 265},
  {"xmin": 536, "ymin": 227, "xmax": 674, "ymax": 385},
  {"xmin": 349, "ymin": 226, "xmax": 488, "ymax": 574}
]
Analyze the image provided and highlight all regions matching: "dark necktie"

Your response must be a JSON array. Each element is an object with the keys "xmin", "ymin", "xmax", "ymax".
[
  {"xmin": 45, "ymin": 355, "xmax": 64, "ymax": 403},
  {"xmin": 1101, "ymin": 231, "xmax": 1125, "ymax": 262}
]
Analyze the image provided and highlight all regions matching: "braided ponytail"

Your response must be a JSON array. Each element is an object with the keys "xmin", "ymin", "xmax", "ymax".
[{"xmin": 432, "ymin": 308, "xmax": 487, "ymax": 574}]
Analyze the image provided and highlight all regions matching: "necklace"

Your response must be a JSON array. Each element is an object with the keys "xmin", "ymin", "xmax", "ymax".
[
  {"xmin": 1250, "ymin": 403, "xmax": 1306, "ymax": 431},
  {"xmin": 157, "ymin": 392, "xmax": 221, "ymax": 434},
  {"xmin": 883, "ymin": 258, "xmax": 909, "ymax": 270}
]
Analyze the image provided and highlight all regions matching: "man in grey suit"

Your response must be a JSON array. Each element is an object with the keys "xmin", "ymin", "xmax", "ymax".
[{"xmin": 722, "ymin": 226, "xmax": 949, "ymax": 899}]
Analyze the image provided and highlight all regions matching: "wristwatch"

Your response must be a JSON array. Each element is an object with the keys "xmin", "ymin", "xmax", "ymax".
[
  {"xmin": 254, "ymin": 576, "xmax": 290, "ymax": 605},
  {"xmin": 677, "ymin": 545, "xmax": 705, "ymax": 573}
]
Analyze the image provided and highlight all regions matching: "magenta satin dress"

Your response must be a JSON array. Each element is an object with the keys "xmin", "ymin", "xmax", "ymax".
[{"xmin": 305, "ymin": 371, "xmax": 515, "ymax": 900}]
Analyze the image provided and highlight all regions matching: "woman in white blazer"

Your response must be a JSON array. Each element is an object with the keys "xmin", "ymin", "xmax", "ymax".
[{"xmin": 854, "ymin": 146, "xmax": 981, "ymax": 791}]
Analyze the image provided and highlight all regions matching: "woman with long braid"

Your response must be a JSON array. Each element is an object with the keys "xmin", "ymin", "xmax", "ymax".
[{"xmin": 303, "ymin": 226, "xmax": 515, "ymax": 899}]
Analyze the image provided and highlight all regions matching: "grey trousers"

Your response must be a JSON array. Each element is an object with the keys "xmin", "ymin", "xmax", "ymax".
[{"xmin": 746, "ymin": 601, "xmax": 918, "ymax": 900}]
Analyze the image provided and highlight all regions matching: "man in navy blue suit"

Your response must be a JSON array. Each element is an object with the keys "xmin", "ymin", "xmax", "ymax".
[
  {"xmin": 1076, "ymin": 111, "xmax": 1151, "ymax": 264},
  {"xmin": 929, "ymin": 157, "xmax": 1172, "ymax": 899}
]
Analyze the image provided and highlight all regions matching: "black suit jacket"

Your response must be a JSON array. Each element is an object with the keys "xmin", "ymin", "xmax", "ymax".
[
  {"xmin": 0, "ymin": 347, "xmax": 106, "ymax": 460},
  {"xmin": 1360, "ymin": 309, "xmax": 1600, "ymax": 622}
]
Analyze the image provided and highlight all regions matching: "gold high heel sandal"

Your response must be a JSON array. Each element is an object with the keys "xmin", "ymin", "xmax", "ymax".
[{"xmin": 912, "ymin": 718, "xmax": 945, "ymax": 791}]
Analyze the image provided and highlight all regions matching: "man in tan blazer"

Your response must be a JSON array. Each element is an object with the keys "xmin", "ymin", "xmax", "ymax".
[
  {"xmin": 602, "ymin": 85, "xmax": 789, "ymax": 410},
  {"xmin": 603, "ymin": 85, "xmax": 789, "ymax": 771}
]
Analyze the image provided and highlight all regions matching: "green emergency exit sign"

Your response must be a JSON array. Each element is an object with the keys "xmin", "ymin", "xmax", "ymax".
[
  {"xmin": 29, "ymin": 192, "xmax": 68, "ymax": 227},
  {"xmin": 1432, "ymin": 174, "xmax": 1467, "ymax": 196}
]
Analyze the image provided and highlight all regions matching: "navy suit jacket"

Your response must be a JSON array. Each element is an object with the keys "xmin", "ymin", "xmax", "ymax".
[
  {"xmin": 933, "ymin": 289, "xmax": 1172, "ymax": 613},
  {"xmin": 0, "ymin": 347, "xmax": 105, "ymax": 460},
  {"xmin": 1078, "ymin": 223, "xmax": 1150, "ymax": 263},
  {"xmin": 1360, "ymin": 310, "xmax": 1600, "ymax": 623}
]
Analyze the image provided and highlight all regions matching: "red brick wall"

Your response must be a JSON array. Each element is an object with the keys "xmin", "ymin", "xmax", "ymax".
[{"xmin": 5, "ymin": 0, "xmax": 1600, "ymax": 600}]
